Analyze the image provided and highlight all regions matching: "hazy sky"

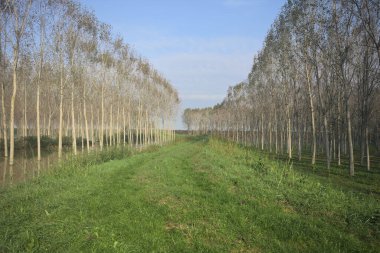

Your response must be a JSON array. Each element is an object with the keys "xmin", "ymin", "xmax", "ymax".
[{"xmin": 81, "ymin": 0, "xmax": 285, "ymax": 129}]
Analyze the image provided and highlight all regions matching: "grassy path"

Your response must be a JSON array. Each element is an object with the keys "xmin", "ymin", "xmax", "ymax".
[{"xmin": 0, "ymin": 136, "xmax": 379, "ymax": 252}]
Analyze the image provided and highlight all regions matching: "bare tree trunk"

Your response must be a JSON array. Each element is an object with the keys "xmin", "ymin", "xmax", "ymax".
[
  {"xmin": 47, "ymin": 111, "xmax": 51, "ymax": 137},
  {"xmin": 81, "ymin": 112, "xmax": 84, "ymax": 151},
  {"xmin": 244, "ymin": 122, "xmax": 247, "ymax": 147},
  {"xmin": 236, "ymin": 123, "xmax": 239, "ymax": 143},
  {"xmin": 269, "ymin": 120, "xmax": 272, "ymax": 153},
  {"xmin": 150, "ymin": 120, "xmax": 154, "ymax": 145},
  {"xmin": 287, "ymin": 107, "xmax": 292, "ymax": 159},
  {"xmin": 172, "ymin": 121, "xmax": 175, "ymax": 141},
  {"xmin": 261, "ymin": 113, "xmax": 264, "ymax": 150},
  {"xmin": 58, "ymin": 52, "xmax": 64, "ymax": 159},
  {"xmin": 347, "ymin": 107, "xmax": 354, "ymax": 176},
  {"xmin": 337, "ymin": 97, "xmax": 341, "ymax": 166},
  {"xmin": 97, "ymin": 108, "xmax": 100, "ymax": 147},
  {"xmin": 76, "ymin": 112, "xmax": 79, "ymax": 146},
  {"xmin": 128, "ymin": 104, "xmax": 132, "ymax": 147},
  {"xmin": 135, "ymin": 110, "xmax": 140, "ymax": 146},
  {"xmin": 0, "ymin": 15, "xmax": 7, "ymax": 158},
  {"xmin": 332, "ymin": 130, "xmax": 336, "ymax": 161},
  {"xmin": 162, "ymin": 118, "xmax": 165, "ymax": 144},
  {"xmin": 366, "ymin": 126, "xmax": 370, "ymax": 171},
  {"xmin": 23, "ymin": 81, "xmax": 27, "ymax": 137},
  {"xmin": 123, "ymin": 106, "xmax": 126, "ymax": 146},
  {"xmin": 83, "ymin": 82, "xmax": 89, "ymax": 153},
  {"xmin": 105, "ymin": 124, "xmax": 109, "ymax": 146},
  {"xmin": 2, "ymin": 81, "xmax": 7, "ymax": 157},
  {"xmin": 144, "ymin": 109, "xmax": 148, "ymax": 146},
  {"xmin": 9, "ymin": 53, "xmax": 18, "ymax": 166},
  {"xmin": 91, "ymin": 105, "xmax": 94, "ymax": 148},
  {"xmin": 280, "ymin": 128, "xmax": 283, "ymax": 154},
  {"xmin": 298, "ymin": 123, "xmax": 302, "ymax": 161},
  {"xmin": 8, "ymin": 0, "xmax": 31, "ymax": 166},
  {"xmin": 109, "ymin": 104, "xmax": 113, "ymax": 146},
  {"xmin": 155, "ymin": 120, "xmax": 158, "ymax": 144},
  {"xmin": 24, "ymin": 80, "xmax": 27, "ymax": 137},
  {"xmin": 36, "ymin": 70, "xmax": 41, "ymax": 161},
  {"xmin": 100, "ymin": 82, "xmax": 104, "ymax": 151},
  {"xmin": 137, "ymin": 101, "xmax": 141, "ymax": 147},
  {"xmin": 71, "ymin": 84, "xmax": 76, "ymax": 155},
  {"xmin": 43, "ymin": 113, "xmax": 46, "ymax": 136},
  {"xmin": 232, "ymin": 123, "xmax": 235, "ymax": 142},
  {"xmin": 275, "ymin": 110, "xmax": 278, "ymax": 154},
  {"xmin": 70, "ymin": 56, "xmax": 77, "ymax": 155},
  {"xmin": 116, "ymin": 101, "xmax": 120, "ymax": 146},
  {"xmin": 36, "ymin": 16, "xmax": 45, "ymax": 161},
  {"xmin": 324, "ymin": 115, "xmax": 330, "ymax": 171},
  {"xmin": 306, "ymin": 65, "xmax": 316, "ymax": 165}
]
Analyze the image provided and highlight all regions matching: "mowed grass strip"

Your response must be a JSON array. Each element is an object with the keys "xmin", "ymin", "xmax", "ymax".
[{"xmin": 0, "ymin": 136, "xmax": 379, "ymax": 252}]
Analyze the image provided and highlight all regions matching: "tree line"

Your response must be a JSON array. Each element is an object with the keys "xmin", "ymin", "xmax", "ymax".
[
  {"xmin": 0, "ymin": 0, "xmax": 179, "ymax": 165},
  {"xmin": 183, "ymin": 0, "xmax": 379, "ymax": 176}
]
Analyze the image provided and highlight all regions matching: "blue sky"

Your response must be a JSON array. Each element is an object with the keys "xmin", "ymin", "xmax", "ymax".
[{"xmin": 81, "ymin": 0, "xmax": 286, "ymax": 129}]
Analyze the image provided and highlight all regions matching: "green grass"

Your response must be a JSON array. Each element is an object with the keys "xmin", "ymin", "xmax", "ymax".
[{"xmin": 0, "ymin": 136, "xmax": 379, "ymax": 252}]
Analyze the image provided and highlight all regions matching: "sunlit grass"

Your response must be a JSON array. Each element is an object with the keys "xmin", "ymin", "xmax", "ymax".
[{"xmin": 0, "ymin": 136, "xmax": 378, "ymax": 252}]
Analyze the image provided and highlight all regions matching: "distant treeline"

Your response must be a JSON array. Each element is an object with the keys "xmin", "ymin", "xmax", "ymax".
[
  {"xmin": 0, "ymin": 0, "xmax": 179, "ymax": 165},
  {"xmin": 183, "ymin": 0, "xmax": 380, "ymax": 176}
]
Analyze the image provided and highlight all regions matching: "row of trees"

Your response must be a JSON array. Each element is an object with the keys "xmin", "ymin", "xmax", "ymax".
[
  {"xmin": 0, "ymin": 0, "xmax": 179, "ymax": 165},
  {"xmin": 183, "ymin": 0, "xmax": 379, "ymax": 176}
]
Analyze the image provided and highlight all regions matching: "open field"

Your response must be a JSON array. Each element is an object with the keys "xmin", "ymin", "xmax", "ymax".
[{"xmin": 0, "ymin": 136, "xmax": 379, "ymax": 252}]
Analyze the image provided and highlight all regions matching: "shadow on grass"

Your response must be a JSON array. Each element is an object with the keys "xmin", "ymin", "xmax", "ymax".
[
  {"xmin": 253, "ymin": 147, "xmax": 380, "ymax": 198},
  {"xmin": 183, "ymin": 135, "xmax": 209, "ymax": 143}
]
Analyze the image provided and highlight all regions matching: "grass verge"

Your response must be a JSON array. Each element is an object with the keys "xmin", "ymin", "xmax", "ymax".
[{"xmin": 0, "ymin": 136, "xmax": 379, "ymax": 252}]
